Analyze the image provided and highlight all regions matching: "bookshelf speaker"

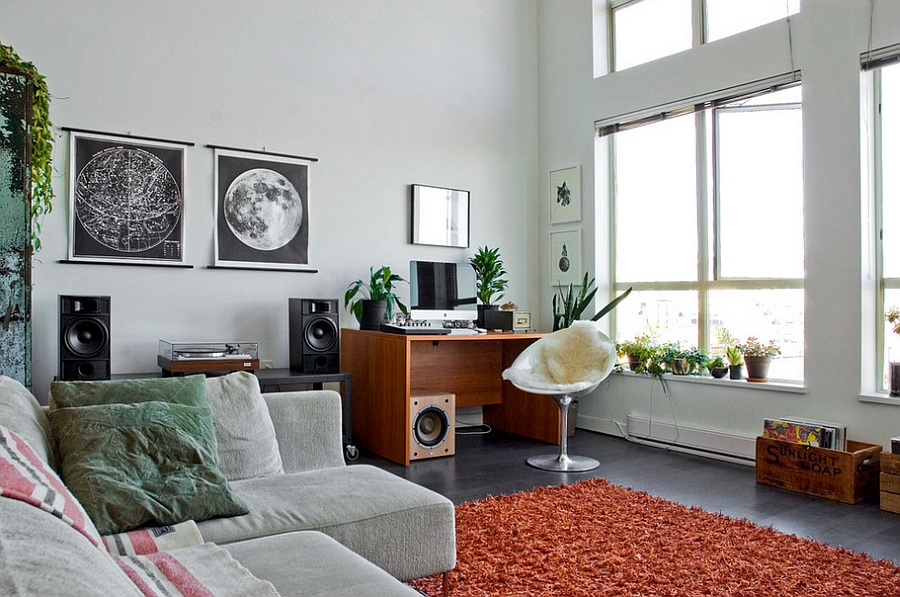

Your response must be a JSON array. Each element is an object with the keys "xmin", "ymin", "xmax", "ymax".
[
  {"xmin": 289, "ymin": 298, "xmax": 340, "ymax": 374},
  {"xmin": 59, "ymin": 295, "xmax": 110, "ymax": 381}
]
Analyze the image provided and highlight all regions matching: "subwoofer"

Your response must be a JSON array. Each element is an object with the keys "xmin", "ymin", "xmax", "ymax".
[
  {"xmin": 289, "ymin": 298, "xmax": 340, "ymax": 374},
  {"xmin": 409, "ymin": 389, "xmax": 455, "ymax": 461},
  {"xmin": 59, "ymin": 295, "xmax": 110, "ymax": 381}
]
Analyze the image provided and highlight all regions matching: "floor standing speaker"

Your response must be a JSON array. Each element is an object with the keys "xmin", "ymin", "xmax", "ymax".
[
  {"xmin": 289, "ymin": 298, "xmax": 340, "ymax": 374},
  {"xmin": 409, "ymin": 389, "xmax": 455, "ymax": 461},
  {"xmin": 59, "ymin": 295, "xmax": 110, "ymax": 381}
]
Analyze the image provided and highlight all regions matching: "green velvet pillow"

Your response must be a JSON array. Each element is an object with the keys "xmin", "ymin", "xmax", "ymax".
[
  {"xmin": 49, "ymin": 400, "xmax": 248, "ymax": 535},
  {"xmin": 49, "ymin": 375, "xmax": 207, "ymax": 410}
]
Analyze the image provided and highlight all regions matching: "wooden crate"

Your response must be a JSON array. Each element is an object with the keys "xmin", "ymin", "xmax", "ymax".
[
  {"xmin": 755, "ymin": 437, "xmax": 882, "ymax": 504},
  {"xmin": 880, "ymin": 453, "xmax": 900, "ymax": 514}
]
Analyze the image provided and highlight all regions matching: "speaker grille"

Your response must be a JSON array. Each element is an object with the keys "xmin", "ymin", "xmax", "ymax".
[
  {"xmin": 412, "ymin": 405, "xmax": 450, "ymax": 448},
  {"xmin": 63, "ymin": 318, "xmax": 109, "ymax": 357},
  {"xmin": 304, "ymin": 317, "xmax": 338, "ymax": 352}
]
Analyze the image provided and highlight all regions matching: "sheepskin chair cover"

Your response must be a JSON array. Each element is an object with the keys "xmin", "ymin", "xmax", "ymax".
[{"xmin": 502, "ymin": 320, "xmax": 617, "ymax": 394}]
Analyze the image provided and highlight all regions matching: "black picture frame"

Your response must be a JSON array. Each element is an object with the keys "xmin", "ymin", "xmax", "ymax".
[
  {"xmin": 410, "ymin": 184, "xmax": 470, "ymax": 248},
  {"xmin": 213, "ymin": 147, "xmax": 314, "ymax": 270},
  {"xmin": 67, "ymin": 131, "xmax": 187, "ymax": 265}
]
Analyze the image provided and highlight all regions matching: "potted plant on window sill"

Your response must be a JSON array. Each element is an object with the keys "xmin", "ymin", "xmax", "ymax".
[
  {"xmin": 708, "ymin": 355, "xmax": 728, "ymax": 379},
  {"xmin": 344, "ymin": 265, "xmax": 408, "ymax": 330},
  {"xmin": 886, "ymin": 307, "xmax": 900, "ymax": 396},
  {"xmin": 617, "ymin": 333, "xmax": 654, "ymax": 373},
  {"xmin": 726, "ymin": 345, "xmax": 744, "ymax": 380},
  {"xmin": 738, "ymin": 337, "xmax": 781, "ymax": 382},
  {"xmin": 469, "ymin": 246, "xmax": 509, "ymax": 328}
]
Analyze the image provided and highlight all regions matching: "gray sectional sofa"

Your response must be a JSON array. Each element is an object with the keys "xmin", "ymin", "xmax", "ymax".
[{"xmin": 0, "ymin": 372, "xmax": 455, "ymax": 597}]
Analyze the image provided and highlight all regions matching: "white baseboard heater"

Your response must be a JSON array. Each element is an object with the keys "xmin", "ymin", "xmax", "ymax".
[{"xmin": 626, "ymin": 415, "xmax": 757, "ymax": 465}]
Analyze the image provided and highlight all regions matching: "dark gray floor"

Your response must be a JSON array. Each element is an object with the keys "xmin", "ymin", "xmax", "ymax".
[{"xmin": 354, "ymin": 428, "xmax": 900, "ymax": 565}]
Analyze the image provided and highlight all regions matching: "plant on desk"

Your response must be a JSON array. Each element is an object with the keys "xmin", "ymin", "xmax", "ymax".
[
  {"xmin": 344, "ymin": 265, "xmax": 408, "ymax": 330},
  {"xmin": 469, "ymin": 246, "xmax": 509, "ymax": 327}
]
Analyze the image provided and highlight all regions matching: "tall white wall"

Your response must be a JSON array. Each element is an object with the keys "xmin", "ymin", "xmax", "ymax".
[
  {"xmin": 537, "ymin": 0, "xmax": 900, "ymax": 451},
  {"xmin": 3, "ymin": 0, "xmax": 540, "ymax": 401}
]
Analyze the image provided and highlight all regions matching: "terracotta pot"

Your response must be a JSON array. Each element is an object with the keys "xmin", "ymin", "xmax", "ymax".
[{"xmin": 744, "ymin": 355, "xmax": 773, "ymax": 382}]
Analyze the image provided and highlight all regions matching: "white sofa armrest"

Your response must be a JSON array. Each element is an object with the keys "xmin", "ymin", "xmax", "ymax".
[{"xmin": 262, "ymin": 390, "xmax": 346, "ymax": 473}]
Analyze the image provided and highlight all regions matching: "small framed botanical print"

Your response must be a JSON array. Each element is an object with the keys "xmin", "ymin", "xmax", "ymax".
[
  {"xmin": 549, "ymin": 166, "xmax": 582, "ymax": 224},
  {"xmin": 549, "ymin": 229, "xmax": 582, "ymax": 286}
]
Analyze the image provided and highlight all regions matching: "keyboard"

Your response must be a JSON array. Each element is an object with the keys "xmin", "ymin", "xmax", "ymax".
[
  {"xmin": 380, "ymin": 323, "xmax": 450, "ymax": 335},
  {"xmin": 447, "ymin": 328, "xmax": 482, "ymax": 336}
]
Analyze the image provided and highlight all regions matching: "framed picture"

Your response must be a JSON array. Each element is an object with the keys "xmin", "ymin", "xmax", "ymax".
[
  {"xmin": 67, "ymin": 131, "xmax": 187, "ymax": 265},
  {"xmin": 549, "ymin": 229, "xmax": 582, "ymax": 286},
  {"xmin": 213, "ymin": 147, "xmax": 314, "ymax": 270},
  {"xmin": 549, "ymin": 166, "xmax": 582, "ymax": 224},
  {"xmin": 513, "ymin": 311, "xmax": 532, "ymax": 332},
  {"xmin": 410, "ymin": 184, "xmax": 470, "ymax": 248}
]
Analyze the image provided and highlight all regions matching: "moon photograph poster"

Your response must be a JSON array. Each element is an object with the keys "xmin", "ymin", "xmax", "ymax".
[{"xmin": 214, "ymin": 148, "xmax": 313, "ymax": 270}]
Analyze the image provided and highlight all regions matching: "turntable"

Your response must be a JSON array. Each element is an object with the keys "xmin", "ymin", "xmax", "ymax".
[{"xmin": 158, "ymin": 340, "xmax": 260, "ymax": 375}]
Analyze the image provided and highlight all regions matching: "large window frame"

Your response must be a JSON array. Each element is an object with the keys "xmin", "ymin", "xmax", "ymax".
[
  {"xmin": 862, "ymin": 44, "xmax": 900, "ymax": 395},
  {"xmin": 608, "ymin": 0, "xmax": 800, "ymax": 73},
  {"xmin": 600, "ymin": 77, "xmax": 804, "ymax": 382}
]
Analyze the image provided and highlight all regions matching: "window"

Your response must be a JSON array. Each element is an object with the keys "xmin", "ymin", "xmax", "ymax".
[
  {"xmin": 863, "ymin": 51, "xmax": 900, "ymax": 393},
  {"xmin": 606, "ymin": 84, "xmax": 805, "ymax": 382},
  {"xmin": 610, "ymin": 0, "xmax": 800, "ymax": 72}
]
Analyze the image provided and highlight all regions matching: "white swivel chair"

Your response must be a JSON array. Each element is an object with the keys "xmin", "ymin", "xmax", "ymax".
[{"xmin": 502, "ymin": 320, "xmax": 617, "ymax": 472}]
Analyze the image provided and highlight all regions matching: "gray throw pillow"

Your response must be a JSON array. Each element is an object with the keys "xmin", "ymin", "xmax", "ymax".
[
  {"xmin": 49, "ymin": 400, "xmax": 248, "ymax": 535},
  {"xmin": 204, "ymin": 372, "xmax": 284, "ymax": 481}
]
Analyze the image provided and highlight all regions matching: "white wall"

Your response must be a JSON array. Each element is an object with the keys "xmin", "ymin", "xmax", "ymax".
[
  {"xmin": 3, "ymin": 0, "xmax": 540, "ymax": 401},
  {"xmin": 537, "ymin": 0, "xmax": 900, "ymax": 453}
]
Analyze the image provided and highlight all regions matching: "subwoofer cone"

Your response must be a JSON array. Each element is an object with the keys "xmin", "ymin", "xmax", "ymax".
[
  {"xmin": 413, "ymin": 406, "xmax": 449, "ymax": 448},
  {"xmin": 64, "ymin": 318, "xmax": 109, "ymax": 357},
  {"xmin": 304, "ymin": 317, "xmax": 338, "ymax": 352}
]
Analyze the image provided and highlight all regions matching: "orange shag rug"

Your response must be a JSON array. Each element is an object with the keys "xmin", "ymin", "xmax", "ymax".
[{"xmin": 410, "ymin": 477, "xmax": 900, "ymax": 596}]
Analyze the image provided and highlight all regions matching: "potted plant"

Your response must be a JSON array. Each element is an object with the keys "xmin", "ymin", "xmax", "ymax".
[
  {"xmin": 617, "ymin": 333, "xmax": 654, "ymax": 373},
  {"xmin": 738, "ymin": 337, "xmax": 781, "ymax": 382},
  {"xmin": 726, "ymin": 345, "xmax": 744, "ymax": 380},
  {"xmin": 344, "ymin": 265, "xmax": 408, "ymax": 330},
  {"xmin": 886, "ymin": 307, "xmax": 900, "ymax": 396},
  {"xmin": 552, "ymin": 272, "xmax": 632, "ymax": 331},
  {"xmin": 708, "ymin": 355, "xmax": 728, "ymax": 379},
  {"xmin": 657, "ymin": 344, "xmax": 708, "ymax": 376},
  {"xmin": 469, "ymin": 246, "xmax": 508, "ymax": 327}
]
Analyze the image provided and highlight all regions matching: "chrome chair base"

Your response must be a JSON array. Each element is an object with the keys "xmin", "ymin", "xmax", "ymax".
[{"xmin": 527, "ymin": 453, "xmax": 599, "ymax": 472}]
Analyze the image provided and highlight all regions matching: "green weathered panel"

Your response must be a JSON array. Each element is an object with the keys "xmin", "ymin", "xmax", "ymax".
[{"xmin": 0, "ymin": 70, "xmax": 32, "ymax": 389}]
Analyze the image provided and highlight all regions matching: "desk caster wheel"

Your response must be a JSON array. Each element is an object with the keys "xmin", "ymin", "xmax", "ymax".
[{"xmin": 345, "ymin": 444, "xmax": 359, "ymax": 461}]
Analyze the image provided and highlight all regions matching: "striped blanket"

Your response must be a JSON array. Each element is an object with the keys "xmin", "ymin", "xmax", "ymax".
[{"xmin": 0, "ymin": 426, "xmax": 279, "ymax": 597}]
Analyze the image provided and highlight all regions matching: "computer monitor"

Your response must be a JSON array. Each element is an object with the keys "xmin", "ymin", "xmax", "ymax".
[{"xmin": 409, "ymin": 260, "xmax": 477, "ymax": 321}]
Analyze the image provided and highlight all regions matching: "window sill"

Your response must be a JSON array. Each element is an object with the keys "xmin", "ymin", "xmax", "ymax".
[
  {"xmin": 858, "ymin": 393, "xmax": 900, "ymax": 406},
  {"xmin": 614, "ymin": 370, "xmax": 806, "ymax": 394}
]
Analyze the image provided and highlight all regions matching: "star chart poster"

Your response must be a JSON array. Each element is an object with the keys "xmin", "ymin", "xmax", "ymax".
[
  {"xmin": 68, "ymin": 132, "xmax": 186, "ymax": 265},
  {"xmin": 213, "ymin": 148, "xmax": 313, "ymax": 270}
]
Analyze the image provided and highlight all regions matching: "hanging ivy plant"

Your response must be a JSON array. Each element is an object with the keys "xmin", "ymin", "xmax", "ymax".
[{"xmin": 0, "ymin": 42, "xmax": 53, "ymax": 252}]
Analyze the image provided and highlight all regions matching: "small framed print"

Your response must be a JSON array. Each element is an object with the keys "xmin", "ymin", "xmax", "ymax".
[
  {"xmin": 549, "ymin": 229, "xmax": 582, "ymax": 286},
  {"xmin": 549, "ymin": 165, "xmax": 581, "ymax": 224},
  {"xmin": 513, "ymin": 311, "xmax": 532, "ymax": 332}
]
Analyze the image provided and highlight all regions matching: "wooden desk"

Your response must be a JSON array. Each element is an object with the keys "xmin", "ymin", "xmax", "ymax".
[{"xmin": 341, "ymin": 329, "xmax": 557, "ymax": 465}]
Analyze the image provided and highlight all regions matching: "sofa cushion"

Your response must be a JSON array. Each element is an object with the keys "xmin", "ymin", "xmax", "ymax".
[
  {"xmin": 49, "ymin": 400, "xmax": 248, "ymax": 535},
  {"xmin": 49, "ymin": 374, "xmax": 207, "ymax": 410},
  {"xmin": 0, "ymin": 375, "xmax": 56, "ymax": 467},
  {"xmin": 0, "ymin": 426, "xmax": 101, "ymax": 546},
  {"xmin": 0, "ymin": 498, "xmax": 143, "ymax": 597},
  {"xmin": 196, "ymin": 464, "xmax": 456, "ymax": 582},
  {"xmin": 205, "ymin": 372, "xmax": 284, "ymax": 481},
  {"xmin": 225, "ymin": 530, "xmax": 424, "ymax": 597}
]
